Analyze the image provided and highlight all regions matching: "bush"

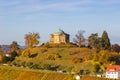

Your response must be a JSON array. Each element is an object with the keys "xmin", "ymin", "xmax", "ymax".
[
  {"xmin": 70, "ymin": 57, "xmax": 83, "ymax": 64},
  {"xmin": 46, "ymin": 53, "xmax": 61, "ymax": 60},
  {"xmin": 41, "ymin": 48, "xmax": 47, "ymax": 53},
  {"xmin": 2, "ymin": 56, "xmax": 10, "ymax": 63},
  {"xmin": 20, "ymin": 61, "xmax": 26, "ymax": 67},
  {"xmin": 31, "ymin": 64, "xmax": 40, "ymax": 69},
  {"xmin": 66, "ymin": 66, "xmax": 73, "ymax": 73},
  {"xmin": 42, "ymin": 64, "xmax": 51, "ymax": 70},
  {"xmin": 10, "ymin": 51, "xmax": 18, "ymax": 61},
  {"xmin": 26, "ymin": 62, "xmax": 33, "ymax": 68}
]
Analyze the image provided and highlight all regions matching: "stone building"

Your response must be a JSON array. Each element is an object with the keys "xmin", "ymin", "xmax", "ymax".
[{"xmin": 50, "ymin": 29, "xmax": 69, "ymax": 43}]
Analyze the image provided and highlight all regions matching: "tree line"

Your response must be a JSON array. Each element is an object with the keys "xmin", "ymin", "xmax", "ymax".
[
  {"xmin": 24, "ymin": 30, "xmax": 111, "ymax": 53},
  {"xmin": 74, "ymin": 30, "xmax": 111, "ymax": 52},
  {"xmin": 0, "ymin": 30, "xmax": 120, "ymax": 63}
]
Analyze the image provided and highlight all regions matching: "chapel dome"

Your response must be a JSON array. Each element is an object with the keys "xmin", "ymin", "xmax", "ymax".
[{"xmin": 54, "ymin": 29, "xmax": 65, "ymax": 34}]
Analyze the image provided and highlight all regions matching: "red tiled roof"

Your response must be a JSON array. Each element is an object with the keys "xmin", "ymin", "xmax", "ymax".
[
  {"xmin": 5, "ymin": 51, "xmax": 10, "ymax": 54},
  {"xmin": 106, "ymin": 65, "xmax": 120, "ymax": 72}
]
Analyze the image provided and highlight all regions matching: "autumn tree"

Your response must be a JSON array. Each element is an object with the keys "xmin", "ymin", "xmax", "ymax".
[
  {"xmin": 25, "ymin": 32, "xmax": 40, "ymax": 48},
  {"xmin": 111, "ymin": 44, "xmax": 120, "ymax": 53},
  {"xmin": 0, "ymin": 49, "xmax": 3, "ymax": 62},
  {"xmin": 101, "ymin": 31, "xmax": 111, "ymax": 50},
  {"xmin": 73, "ymin": 30, "xmax": 86, "ymax": 47}
]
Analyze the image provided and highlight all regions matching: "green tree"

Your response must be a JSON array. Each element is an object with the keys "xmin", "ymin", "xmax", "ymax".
[
  {"xmin": 88, "ymin": 33, "xmax": 107, "ymax": 52},
  {"xmin": 101, "ymin": 31, "xmax": 111, "ymax": 50},
  {"xmin": 92, "ymin": 63, "xmax": 101, "ymax": 74},
  {"xmin": 10, "ymin": 51, "xmax": 18, "ymax": 61},
  {"xmin": 88, "ymin": 33, "xmax": 98, "ymax": 49},
  {"xmin": 9, "ymin": 41, "xmax": 19, "ymax": 52},
  {"xmin": 95, "ymin": 37, "xmax": 103, "ymax": 52},
  {"xmin": 73, "ymin": 30, "xmax": 86, "ymax": 47},
  {"xmin": 2, "ymin": 51, "xmax": 18, "ymax": 63},
  {"xmin": 25, "ymin": 32, "xmax": 40, "ymax": 48}
]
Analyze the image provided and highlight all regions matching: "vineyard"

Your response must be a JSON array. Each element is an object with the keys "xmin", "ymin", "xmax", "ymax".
[
  {"xmin": 0, "ymin": 66, "xmax": 115, "ymax": 80},
  {"xmin": 0, "ymin": 66, "xmax": 74, "ymax": 80}
]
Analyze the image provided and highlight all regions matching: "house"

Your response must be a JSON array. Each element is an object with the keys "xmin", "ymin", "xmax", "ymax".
[
  {"xmin": 50, "ymin": 29, "xmax": 69, "ymax": 43},
  {"xmin": 5, "ymin": 51, "xmax": 11, "ymax": 57},
  {"xmin": 106, "ymin": 65, "xmax": 120, "ymax": 79}
]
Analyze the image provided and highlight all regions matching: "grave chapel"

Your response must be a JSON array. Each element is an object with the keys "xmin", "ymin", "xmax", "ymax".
[{"xmin": 50, "ymin": 29, "xmax": 69, "ymax": 43}]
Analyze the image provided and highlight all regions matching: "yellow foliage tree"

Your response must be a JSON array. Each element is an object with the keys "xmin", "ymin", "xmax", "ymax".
[
  {"xmin": 0, "ymin": 49, "xmax": 3, "ymax": 62},
  {"xmin": 25, "ymin": 32, "xmax": 40, "ymax": 48}
]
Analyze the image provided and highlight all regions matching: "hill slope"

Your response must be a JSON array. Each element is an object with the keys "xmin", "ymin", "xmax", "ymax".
[{"xmin": 0, "ymin": 66, "xmax": 114, "ymax": 80}]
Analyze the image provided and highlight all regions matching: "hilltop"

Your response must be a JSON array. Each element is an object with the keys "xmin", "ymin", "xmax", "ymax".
[
  {"xmin": 1, "ymin": 43, "xmax": 119, "ymax": 75},
  {"xmin": 0, "ymin": 31, "xmax": 120, "ymax": 80}
]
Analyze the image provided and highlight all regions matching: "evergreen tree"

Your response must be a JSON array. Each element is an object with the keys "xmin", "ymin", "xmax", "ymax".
[{"xmin": 101, "ymin": 31, "xmax": 111, "ymax": 50}]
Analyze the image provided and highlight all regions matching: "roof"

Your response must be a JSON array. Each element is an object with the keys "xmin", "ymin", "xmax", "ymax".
[
  {"xmin": 106, "ymin": 65, "xmax": 120, "ymax": 72},
  {"xmin": 54, "ymin": 29, "xmax": 65, "ymax": 34}
]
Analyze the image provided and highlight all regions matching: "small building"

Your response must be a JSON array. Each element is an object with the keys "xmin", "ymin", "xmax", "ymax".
[
  {"xmin": 50, "ymin": 29, "xmax": 69, "ymax": 43},
  {"xmin": 5, "ymin": 51, "xmax": 11, "ymax": 57},
  {"xmin": 75, "ymin": 75, "xmax": 80, "ymax": 80},
  {"xmin": 106, "ymin": 65, "xmax": 120, "ymax": 79}
]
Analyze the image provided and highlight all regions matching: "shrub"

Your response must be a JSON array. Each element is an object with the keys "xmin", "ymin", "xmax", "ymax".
[
  {"xmin": 2, "ymin": 56, "xmax": 10, "ymax": 63},
  {"xmin": 26, "ymin": 62, "xmax": 33, "ymax": 68},
  {"xmin": 41, "ymin": 48, "xmax": 47, "ymax": 53},
  {"xmin": 46, "ymin": 53, "xmax": 61, "ymax": 60},
  {"xmin": 42, "ymin": 64, "xmax": 51, "ymax": 70},
  {"xmin": 70, "ymin": 57, "xmax": 83, "ymax": 64},
  {"xmin": 31, "ymin": 64, "xmax": 40, "ymax": 69},
  {"xmin": 20, "ymin": 61, "xmax": 26, "ymax": 67}
]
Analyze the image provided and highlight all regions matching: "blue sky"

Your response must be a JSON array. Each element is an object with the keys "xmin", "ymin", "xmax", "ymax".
[{"xmin": 0, "ymin": 0, "xmax": 120, "ymax": 45}]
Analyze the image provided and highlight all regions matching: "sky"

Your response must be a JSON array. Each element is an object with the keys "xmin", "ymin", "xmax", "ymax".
[{"xmin": 0, "ymin": 0, "xmax": 120, "ymax": 46}]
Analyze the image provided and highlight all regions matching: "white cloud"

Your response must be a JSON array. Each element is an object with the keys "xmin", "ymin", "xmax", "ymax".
[{"xmin": 0, "ymin": 0, "xmax": 120, "ymax": 15}]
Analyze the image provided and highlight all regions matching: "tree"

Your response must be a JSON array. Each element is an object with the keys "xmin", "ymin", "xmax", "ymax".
[
  {"xmin": 111, "ymin": 44, "xmax": 120, "ymax": 53},
  {"xmin": 95, "ymin": 37, "xmax": 103, "ymax": 52},
  {"xmin": 73, "ymin": 30, "xmax": 85, "ymax": 47},
  {"xmin": 88, "ymin": 33, "xmax": 103, "ymax": 52},
  {"xmin": 9, "ymin": 41, "xmax": 19, "ymax": 52},
  {"xmin": 25, "ymin": 32, "xmax": 40, "ymax": 48},
  {"xmin": 88, "ymin": 33, "xmax": 98, "ymax": 49},
  {"xmin": 92, "ymin": 63, "xmax": 101, "ymax": 74},
  {"xmin": 0, "ymin": 49, "xmax": 3, "ymax": 62},
  {"xmin": 101, "ymin": 31, "xmax": 111, "ymax": 50},
  {"xmin": 10, "ymin": 51, "xmax": 18, "ymax": 61}
]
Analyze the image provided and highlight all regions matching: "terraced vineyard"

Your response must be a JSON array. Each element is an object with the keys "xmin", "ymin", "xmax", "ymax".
[
  {"xmin": 0, "ymin": 66, "xmax": 115, "ymax": 80},
  {"xmin": 0, "ymin": 66, "xmax": 74, "ymax": 80}
]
